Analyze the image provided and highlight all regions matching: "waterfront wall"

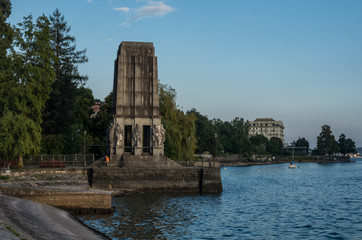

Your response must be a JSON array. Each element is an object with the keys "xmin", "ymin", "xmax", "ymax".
[
  {"xmin": 89, "ymin": 167, "xmax": 222, "ymax": 194},
  {"xmin": 0, "ymin": 186, "xmax": 113, "ymax": 214}
]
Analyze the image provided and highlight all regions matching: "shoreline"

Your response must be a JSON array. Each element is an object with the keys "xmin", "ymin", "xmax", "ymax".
[
  {"xmin": 0, "ymin": 194, "xmax": 109, "ymax": 240},
  {"xmin": 0, "ymin": 159, "xmax": 355, "ymax": 239},
  {"xmin": 0, "ymin": 169, "xmax": 115, "ymax": 239}
]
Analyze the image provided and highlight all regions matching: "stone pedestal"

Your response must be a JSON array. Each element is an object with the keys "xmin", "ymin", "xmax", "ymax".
[
  {"xmin": 153, "ymin": 146, "xmax": 164, "ymax": 157},
  {"xmin": 134, "ymin": 146, "xmax": 142, "ymax": 156}
]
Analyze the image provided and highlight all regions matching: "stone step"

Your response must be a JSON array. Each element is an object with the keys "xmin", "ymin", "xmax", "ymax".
[{"xmin": 122, "ymin": 155, "xmax": 182, "ymax": 169}]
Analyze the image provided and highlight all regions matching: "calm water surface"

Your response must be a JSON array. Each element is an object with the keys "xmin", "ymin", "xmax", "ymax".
[{"xmin": 80, "ymin": 160, "xmax": 362, "ymax": 239}]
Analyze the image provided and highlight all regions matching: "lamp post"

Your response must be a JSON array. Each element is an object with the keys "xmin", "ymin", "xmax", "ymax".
[
  {"xmin": 188, "ymin": 136, "xmax": 191, "ymax": 165},
  {"xmin": 83, "ymin": 131, "xmax": 87, "ymax": 171},
  {"xmin": 215, "ymin": 133, "xmax": 218, "ymax": 160}
]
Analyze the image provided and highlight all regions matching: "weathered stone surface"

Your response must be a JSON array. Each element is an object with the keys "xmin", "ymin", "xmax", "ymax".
[
  {"xmin": 91, "ymin": 167, "xmax": 222, "ymax": 193},
  {"xmin": 110, "ymin": 41, "xmax": 163, "ymax": 159},
  {"xmin": 0, "ymin": 186, "xmax": 113, "ymax": 213}
]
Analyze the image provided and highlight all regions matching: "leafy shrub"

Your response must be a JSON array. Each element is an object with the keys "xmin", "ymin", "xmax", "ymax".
[{"xmin": 0, "ymin": 175, "xmax": 10, "ymax": 180}]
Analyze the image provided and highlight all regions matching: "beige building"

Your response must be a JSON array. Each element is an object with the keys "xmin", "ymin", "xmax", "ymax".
[{"xmin": 249, "ymin": 118, "xmax": 284, "ymax": 142}]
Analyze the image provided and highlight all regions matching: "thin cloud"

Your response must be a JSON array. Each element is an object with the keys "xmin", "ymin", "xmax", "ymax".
[
  {"xmin": 133, "ymin": 1, "xmax": 175, "ymax": 21},
  {"xmin": 117, "ymin": 1, "xmax": 175, "ymax": 26},
  {"xmin": 115, "ymin": 7, "xmax": 130, "ymax": 13}
]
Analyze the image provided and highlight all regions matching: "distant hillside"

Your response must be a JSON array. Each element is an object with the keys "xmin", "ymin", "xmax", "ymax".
[{"xmin": 357, "ymin": 147, "xmax": 362, "ymax": 154}]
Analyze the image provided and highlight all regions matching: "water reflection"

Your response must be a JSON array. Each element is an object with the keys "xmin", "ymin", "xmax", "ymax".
[
  {"xmin": 80, "ymin": 161, "xmax": 362, "ymax": 239},
  {"xmin": 81, "ymin": 193, "xmax": 221, "ymax": 239}
]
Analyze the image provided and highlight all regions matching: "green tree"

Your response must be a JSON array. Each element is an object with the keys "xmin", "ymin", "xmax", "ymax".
[
  {"xmin": 316, "ymin": 125, "xmax": 339, "ymax": 155},
  {"xmin": 159, "ymin": 83, "xmax": 196, "ymax": 161},
  {"xmin": 295, "ymin": 137, "xmax": 309, "ymax": 152},
  {"xmin": 88, "ymin": 92, "xmax": 113, "ymax": 156},
  {"xmin": 0, "ymin": 0, "xmax": 13, "ymax": 83},
  {"xmin": 211, "ymin": 118, "xmax": 226, "ymax": 155},
  {"xmin": 42, "ymin": 9, "xmax": 88, "ymax": 153},
  {"xmin": 0, "ymin": 12, "xmax": 55, "ymax": 166},
  {"xmin": 0, "ymin": 0, "xmax": 13, "ymax": 118},
  {"xmin": 229, "ymin": 117, "xmax": 251, "ymax": 155},
  {"xmin": 267, "ymin": 137, "xmax": 283, "ymax": 155},
  {"xmin": 291, "ymin": 137, "xmax": 309, "ymax": 155},
  {"xmin": 250, "ymin": 135, "xmax": 269, "ymax": 155},
  {"xmin": 188, "ymin": 109, "xmax": 216, "ymax": 154},
  {"xmin": 338, "ymin": 134, "xmax": 357, "ymax": 155}
]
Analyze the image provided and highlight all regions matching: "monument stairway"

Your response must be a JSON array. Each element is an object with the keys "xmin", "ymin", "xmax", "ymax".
[{"xmin": 122, "ymin": 154, "xmax": 182, "ymax": 169}]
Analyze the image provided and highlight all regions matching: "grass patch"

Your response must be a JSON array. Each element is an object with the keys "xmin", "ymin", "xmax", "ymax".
[
  {"xmin": 0, "ymin": 222, "xmax": 27, "ymax": 239},
  {"xmin": 0, "ymin": 175, "xmax": 10, "ymax": 180}
]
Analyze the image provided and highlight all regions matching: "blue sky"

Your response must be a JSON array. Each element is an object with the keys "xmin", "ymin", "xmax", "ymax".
[{"xmin": 8, "ymin": 0, "xmax": 362, "ymax": 148}]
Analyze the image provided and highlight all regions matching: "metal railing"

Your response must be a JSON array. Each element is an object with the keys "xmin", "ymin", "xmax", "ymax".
[{"xmin": 1, "ymin": 154, "xmax": 95, "ymax": 169}]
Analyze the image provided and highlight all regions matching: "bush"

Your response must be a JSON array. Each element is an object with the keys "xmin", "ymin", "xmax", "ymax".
[
  {"xmin": 39, "ymin": 161, "xmax": 66, "ymax": 168},
  {"xmin": 0, "ymin": 175, "xmax": 10, "ymax": 180}
]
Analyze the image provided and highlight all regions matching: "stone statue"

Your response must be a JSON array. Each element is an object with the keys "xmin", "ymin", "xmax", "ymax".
[
  {"xmin": 153, "ymin": 125, "xmax": 159, "ymax": 146},
  {"xmin": 115, "ymin": 123, "xmax": 123, "ymax": 147},
  {"xmin": 160, "ymin": 124, "xmax": 166, "ymax": 146},
  {"xmin": 133, "ymin": 124, "xmax": 142, "ymax": 147},
  {"xmin": 153, "ymin": 124, "xmax": 166, "ymax": 147}
]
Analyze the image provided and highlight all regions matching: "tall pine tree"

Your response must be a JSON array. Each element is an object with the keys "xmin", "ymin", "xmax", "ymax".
[
  {"xmin": 316, "ymin": 125, "xmax": 339, "ymax": 155},
  {"xmin": 42, "ymin": 9, "xmax": 88, "ymax": 153}
]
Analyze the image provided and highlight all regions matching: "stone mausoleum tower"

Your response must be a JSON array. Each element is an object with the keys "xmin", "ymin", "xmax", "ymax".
[{"xmin": 108, "ymin": 42, "xmax": 165, "ymax": 163}]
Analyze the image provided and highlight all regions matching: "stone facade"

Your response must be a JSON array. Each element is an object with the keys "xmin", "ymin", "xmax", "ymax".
[
  {"xmin": 109, "ymin": 42, "xmax": 164, "ymax": 160},
  {"xmin": 249, "ymin": 118, "xmax": 285, "ymax": 143}
]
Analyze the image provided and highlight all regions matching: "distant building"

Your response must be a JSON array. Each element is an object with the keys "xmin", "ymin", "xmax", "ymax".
[{"xmin": 249, "ymin": 118, "xmax": 285, "ymax": 143}]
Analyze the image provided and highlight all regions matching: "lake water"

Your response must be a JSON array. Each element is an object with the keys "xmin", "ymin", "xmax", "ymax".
[{"xmin": 80, "ymin": 160, "xmax": 362, "ymax": 239}]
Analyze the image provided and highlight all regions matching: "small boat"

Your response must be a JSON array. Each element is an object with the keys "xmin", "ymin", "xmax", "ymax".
[{"xmin": 288, "ymin": 163, "xmax": 297, "ymax": 169}]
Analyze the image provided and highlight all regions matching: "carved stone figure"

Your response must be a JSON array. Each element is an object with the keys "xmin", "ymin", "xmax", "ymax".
[
  {"xmin": 153, "ymin": 124, "xmax": 166, "ymax": 147},
  {"xmin": 133, "ymin": 124, "xmax": 142, "ymax": 147},
  {"xmin": 115, "ymin": 123, "xmax": 123, "ymax": 147},
  {"xmin": 160, "ymin": 124, "xmax": 166, "ymax": 146},
  {"xmin": 153, "ymin": 124, "xmax": 160, "ymax": 146}
]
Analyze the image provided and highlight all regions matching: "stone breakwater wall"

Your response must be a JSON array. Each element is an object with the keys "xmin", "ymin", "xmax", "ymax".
[
  {"xmin": 0, "ymin": 185, "xmax": 114, "ymax": 214},
  {"xmin": 89, "ymin": 167, "xmax": 223, "ymax": 194}
]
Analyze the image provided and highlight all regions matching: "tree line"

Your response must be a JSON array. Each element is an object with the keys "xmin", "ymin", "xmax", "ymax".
[{"xmin": 1, "ymin": 1, "xmax": 96, "ymax": 166}]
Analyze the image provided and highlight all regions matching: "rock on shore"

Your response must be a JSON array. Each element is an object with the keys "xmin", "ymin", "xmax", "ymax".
[{"xmin": 0, "ymin": 194, "xmax": 108, "ymax": 240}]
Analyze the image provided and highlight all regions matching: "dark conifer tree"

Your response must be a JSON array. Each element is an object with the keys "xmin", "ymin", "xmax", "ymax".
[
  {"xmin": 42, "ymin": 9, "xmax": 88, "ymax": 153},
  {"xmin": 316, "ymin": 125, "xmax": 339, "ymax": 155}
]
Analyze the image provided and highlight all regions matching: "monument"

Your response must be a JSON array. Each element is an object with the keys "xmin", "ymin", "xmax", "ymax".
[
  {"xmin": 108, "ymin": 42, "xmax": 166, "ymax": 165},
  {"xmin": 89, "ymin": 41, "xmax": 222, "ymax": 193}
]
